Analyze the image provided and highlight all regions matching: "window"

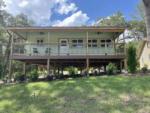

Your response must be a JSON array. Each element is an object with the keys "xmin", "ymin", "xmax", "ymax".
[
  {"xmin": 88, "ymin": 39, "xmax": 97, "ymax": 47},
  {"xmin": 60, "ymin": 40, "xmax": 67, "ymax": 46},
  {"xmin": 100, "ymin": 39, "xmax": 112, "ymax": 48},
  {"xmin": 72, "ymin": 39, "xmax": 83, "ymax": 47},
  {"xmin": 106, "ymin": 39, "xmax": 112, "ymax": 48},
  {"xmin": 100, "ymin": 40, "xmax": 105, "ymax": 47}
]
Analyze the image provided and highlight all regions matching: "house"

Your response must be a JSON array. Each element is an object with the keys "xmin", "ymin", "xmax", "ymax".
[
  {"xmin": 138, "ymin": 39, "xmax": 150, "ymax": 69},
  {"xmin": 7, "ymin": 26, "xmax": 126, "ymax": 75}
]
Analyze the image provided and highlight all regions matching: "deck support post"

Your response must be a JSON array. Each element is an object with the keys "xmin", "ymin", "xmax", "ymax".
[
  {"xmin": 61, "ymin": 67, "xmax": 64, "ymax": 75},
  {"xmin": 120, "ymin": 60, "xmax": 122, "ymax": 73},
  {"xmin": 123, "ymin": 31, "xmax": 127, "ymax": 70},
  {"xmin": 53, "ymin": 63, "xmax": 56, "ymax": 76},
  {"xmin": 58, "ymin": 67, "xmax": 60, "ymax": 76},
  {"xmin": 104, "ymin": 65, "xmax": 107, "ymax": 73},
  {"xmin": 86, "ymin": 58, "xmax": 89, "ymax": 76},
  {"xmin": 23, "ymin": 62, "xmax": 26, "ymax": 75},
  {"xmin": 47, "ymin": 59, "xmax": 50, "ymax": 75}
]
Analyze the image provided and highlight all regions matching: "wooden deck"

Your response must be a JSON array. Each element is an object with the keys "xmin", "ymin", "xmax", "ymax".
[{"xmin": 11, "ymin": 54, "xmax": 125, "ymax": 60}]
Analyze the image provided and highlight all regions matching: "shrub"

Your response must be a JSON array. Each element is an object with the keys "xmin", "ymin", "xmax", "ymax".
[
  {"xmin": 28, "ymin": 69, "xmax": 39, "ymax": 81},
  {"xmin": 127, "ymin": 43, "xmax": 137, "ymax": 73},
  {"xmin": 46, "ymin": 75, "xmax": 54, "ymax": 81},
  {"xmin": 141, "ymin": 65, "xmax": 148, "ymax": 73},
  {"xmin": 106, "ymin": 63, "xmax": 117, "ymax": 75},
  {"xmin": 14, "ymin": 72, "xmax": 26, "ymax": 82},
  {"xmin": 66, "ymin": 66, "xmax": 78, "ymax": 76}
]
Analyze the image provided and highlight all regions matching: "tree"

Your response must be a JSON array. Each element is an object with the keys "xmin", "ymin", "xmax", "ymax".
[
  {"xmin": 142, "ymin": 0, "xmax": 150, "ymax": 38},
  {"xmin": 127, "ymin": 43, "xmax": 137, "ymax": 73},
  {"xmin": 0, "ymin": 0, "xmax": 34, "ymax": 79},
  {"xmin": 95, "ymin": 12, "xmax": 127, "ymax": 27},
  {"xmin": 128, "ymin": 1, "xmax": 146, "ymax": 37}
]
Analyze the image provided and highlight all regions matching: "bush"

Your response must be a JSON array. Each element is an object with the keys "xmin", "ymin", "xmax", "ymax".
[
  {"xmin": 28, "ymin": 69, "xmax": 39, "ymax": 81},
  {"xmin": 141, "ymin": 65, "xmax": 148, "ymax": 73},
  {"xmin": 14, "ymin": 72, "xmax": 26, "ymax": 82},
  {"xmin": 66, "ymin": 66, "xmax": 78, "ymax": 76},
  {"xmin": 106, "ymin": 63, "xmax": 117, "ymax": 75},
  {"xmin": 46, "ymin": 75, "xmax": 54, "ymax": 81},
  {"xmin": 127, "ymin": 43, "xmax": 137, "ymax": 73}
]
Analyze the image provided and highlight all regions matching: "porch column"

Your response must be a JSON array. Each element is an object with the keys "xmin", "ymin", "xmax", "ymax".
[
  {"xmin": 86, "ymin": 31, "xmax": 89, "ymax": 55},
  {"xmin": 86, "ymin": 31, "xmax": 89, "ymax": 76},
  {"xmin": 123, "ymin": 31, "xmax": 127, "ymax": 70},
  {"xmin": 113, "ymin": 39, "xmax": 116, "ymax": 54},
  {"xmin": 8, "ymin": 32, "xmax": 14, "ymax": 81},
  {"xmin": 47, "ymin": 59, "xmax": 50, "ymax": 75}
]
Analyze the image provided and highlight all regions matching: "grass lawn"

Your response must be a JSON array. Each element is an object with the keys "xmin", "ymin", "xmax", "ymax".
[{"xmin": 0, "ymin": 76, "xmax": 150, "ymax": 113}]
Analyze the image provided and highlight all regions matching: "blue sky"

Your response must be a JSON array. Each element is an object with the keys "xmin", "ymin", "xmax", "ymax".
[
  {"xmin": 74, "ymin": 0, "xmax": 140, "ymax": 21},
  {"xmin": 4, "ymin": 0, "xmax": 140, "ymax": 26}
]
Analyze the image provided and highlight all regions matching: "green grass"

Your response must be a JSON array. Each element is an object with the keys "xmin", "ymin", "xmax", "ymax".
[{"xmin": 0, "ymin": 76, "xmax": 150, "ymax": 113}]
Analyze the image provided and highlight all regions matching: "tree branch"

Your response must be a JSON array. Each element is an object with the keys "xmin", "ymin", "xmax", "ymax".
[{"xmin": 143, "ymin": 0, "xmax": 150, "ymax": 7}]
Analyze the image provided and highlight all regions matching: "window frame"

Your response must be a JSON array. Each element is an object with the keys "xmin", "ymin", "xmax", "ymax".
[
  {"xmin": 88, "ymin": 39, "xmax": 98, "ymax": 48},
  {"xmin": 72, "ymin": 39, "xmax": 83, "ymax": 48}
]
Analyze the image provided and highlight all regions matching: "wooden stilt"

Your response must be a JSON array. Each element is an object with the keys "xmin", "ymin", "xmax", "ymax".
[
  {"xmin": 58, "ymin": 67, "xmax": 60, "ymax": 75},
  {"xmin": 86, "ymin": 58, "xmax": 89, "ymax": 76},
  {"xmin": 124, "ymin": 59, "xmax": 127, "ymax": 70},
  {"xmin": 61, "ymin": 67, "xmax": 64, "ymax": 75},
  {"xmin": 120, "ymin": 61, "xmax": 122, "ymax": 72},
  {"xmin": 8, "ymin": 60, "xmax": 12, "ymax": 81},
  {"xmin": 23, "ymin": 63, "xmax": 26, "ymax": 75},
  {"xmin": 47, "ymin": 59, "xmax": 50, "ymax": 75},
  {"xmin": 104, "ymin": 65, "xmax": 107, "ymax": 73}
]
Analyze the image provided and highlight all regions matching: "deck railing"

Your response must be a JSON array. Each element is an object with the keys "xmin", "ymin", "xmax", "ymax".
[{"xmin": 12, "ymin": 43, "xmax": 125, "ymax": 56}]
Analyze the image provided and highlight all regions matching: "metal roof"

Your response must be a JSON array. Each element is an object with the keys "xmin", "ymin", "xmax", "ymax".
[{"xmin": 7, "ymin": 26, "xmax": 125, "ymax": 32}]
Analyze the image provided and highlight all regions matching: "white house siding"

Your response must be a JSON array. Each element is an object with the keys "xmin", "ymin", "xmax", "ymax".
[{"xmin": 139, "ymin": 42, "xmax": 150, "ymax": 69}]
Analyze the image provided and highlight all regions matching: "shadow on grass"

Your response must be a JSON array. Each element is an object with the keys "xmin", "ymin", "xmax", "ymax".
[{"xmin": 0, "ymin": 76, "xmax": 150, "ymax": 113}]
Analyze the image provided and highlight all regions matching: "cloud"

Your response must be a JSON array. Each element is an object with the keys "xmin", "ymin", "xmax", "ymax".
[
  {"xmin": 18, "ymin": 0, "xmax": 29, "ymax": 8},
  {"xmin": 4, "ymin": 0, "xmax": 90, "ymax": 26},
  {"xmin": 56, "ymin": 2, "xmax": 77, "ymax": 15},
  {"xmin": 53, "ymin": 11, "xmax": 89, "ymax": 26}
]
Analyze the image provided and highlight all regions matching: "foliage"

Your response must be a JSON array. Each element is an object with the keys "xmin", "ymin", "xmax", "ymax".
[
  {"xmin": 65, "ymin": 66, "xmax": 78, "ymax": 76},
  {"xmin": 28, "ymin": 69, "xmax": 39, "ymax": 81},
  {"xmin": 14, "ymin": 72, "xmax": 26, "ymax": 82},
  {"xmin": 96, "ymin": 11, "xmax": 127, "ymax": 27},
  {"xmin": 141, "ymin": 64, "xmax": 148, "ymax": 73},
  {"xmin": 127, "ymin": 43, "xmax": 137, "ymax": 73},
  {"xmin": 106, "ymin": 63, "xmax": 117, "ymax": 75},
  {"xmin": 0, "ymin": 60, "xmax": 3, "ymax": 79}
]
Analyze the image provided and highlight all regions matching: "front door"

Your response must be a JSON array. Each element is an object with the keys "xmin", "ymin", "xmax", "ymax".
[{"xmin": 59, "ymin": 39, "xmax": 69, "ymax": 55}]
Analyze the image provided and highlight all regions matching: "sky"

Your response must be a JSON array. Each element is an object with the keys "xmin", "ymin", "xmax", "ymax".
[{"xmin": 3, "ymin": 0, "xmax": 141, "ymax": 26}]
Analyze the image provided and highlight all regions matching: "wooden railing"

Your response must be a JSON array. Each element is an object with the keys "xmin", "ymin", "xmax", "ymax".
[{"xmin": 12, "ymin": 43, "xmax": 125, "ymax": 56}]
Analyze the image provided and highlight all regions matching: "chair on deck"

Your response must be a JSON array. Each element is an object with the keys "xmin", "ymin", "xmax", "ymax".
[{"xmin": 45, "ymin": 48, "xmax": 51, "ymax": 55}]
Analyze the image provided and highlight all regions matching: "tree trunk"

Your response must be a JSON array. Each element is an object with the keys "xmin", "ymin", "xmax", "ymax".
[
  {"xmin": 3, "ymin": 30, "xmax": 12, "ymax": 77},
  {"xmin": 143, "ymin": 0, "xmax": 150, "ymax": 39}
]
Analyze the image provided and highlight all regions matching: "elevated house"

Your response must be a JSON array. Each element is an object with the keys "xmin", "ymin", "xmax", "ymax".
[{"xmin": 7, "ymin": 26, "xmax": 126, "ymax": 75}]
